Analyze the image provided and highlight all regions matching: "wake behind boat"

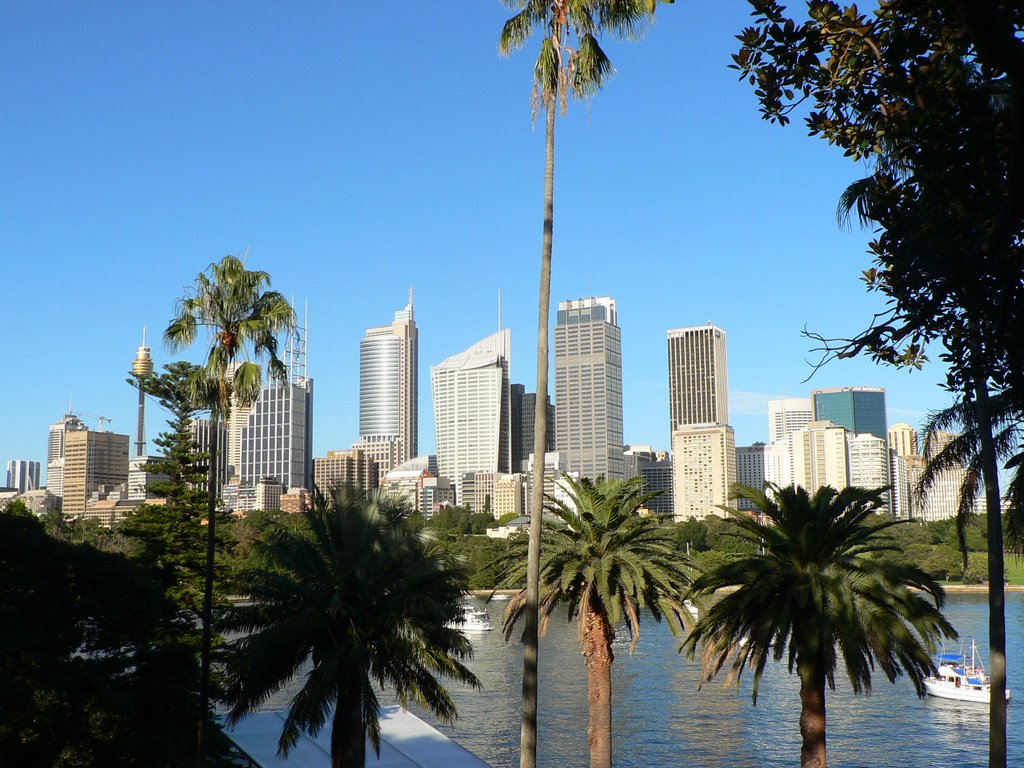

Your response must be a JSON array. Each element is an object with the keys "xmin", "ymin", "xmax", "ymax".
[{"xmin": 924, "ymin": 638, "xmax": 1011, "ymax": 704}]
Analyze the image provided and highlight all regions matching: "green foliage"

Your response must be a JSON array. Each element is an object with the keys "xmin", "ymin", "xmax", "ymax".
[
  {"xmin": 0, "ymin": 510, "xmax": 204, "ymax": 766},
  {"xmin": 222, "ymin": 487, "xmax": 479, "ymax": 765},
  {"xmin": 428, "ymin": 505, "xmax": 475, "ymax": 535},
  {"xmin": 495, "ymin": 511, "xmax": 520, "ymax": 526},
  {"xmin": 964, "ymin": 552, "xmax": 992, "ymax": 585},
  {"xmin": 123, "ymin": 362, "xmax": 227, "ymax": 620},
  {"xmin": 704, "ymin": 515, "xmax": 758, "ymax": 555},
  {"xmin": 923, "ymin": 545, "xmax": 965, "ymax": 582},
  {"xmin": 164, "ymin": 255, "xmax": 295, "ymax": 415},
  {"xmin": 502, "ymin": 476, "xmax": 693, "ymax": 645},
  {"xmin": 672, "ymin": 517, "xmax": 709, "ymax": 552},
  {"xmin": 3, "ymin": 497, "xmax": 30, "ymax": 516},
  {"xmin": 733, "ymin": 2, "xmax": 1024, "ymax": 383},
  {"xmin": 500, "ymin": 475, "xmax": 692, "ymax": 768}
]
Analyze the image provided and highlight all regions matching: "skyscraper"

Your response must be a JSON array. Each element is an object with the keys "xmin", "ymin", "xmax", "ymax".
[
  {"xmin": 510, "ymin": 383, "xmax": 554, "ymax": 472},
  {"xmin": 6, "ymin": 460, "xmax": 41, "ymax": 493},
  {"xmin": 735, "ymin": 443, "xmax": 766, "ymax": 510},
  {"xmin": 238, "ymin": 324, "xmax": 314, "ymax": 492},
  {"xmin": 812, "ymin": 387, "xmax": 888, "ymax": 441},
  {"xmin": 767, "ymin": 397, "xmax": 814, "ymax": 444},
  {"xmin": 667, "ymin": 323, "xmax": 733, "ymax": 519},
  {"xmin": 46, "ymin": 412, "xmax": 86, "ymax": 498},
  {"xmin": 888, "ymin": 422, "xmax": 919, "ymax": 458},
  {"xmin": 789, "ymin": 420, "xmax": 850, "ymax": 492},
  {"xmin": 813, "ymin": 386, "xmax": 890, "ymax": 509},
  {"xmin": 431, "ymin": 329, "xmax": 511, "ymax": 503},
  {"xmin": 354, "ymin": 294, "xmax": 418, "ymax": 474},
  {"xmin": 671, "ymin": 425, "xmax": 736, "ymax": 520},
  {"xmin": 554, "ymin": 297, "xmax": 624, "ymax": 480},
  {"xmin": 667, "ymin": 324, "xmax": 729, "ymax": 431},
  {"xmin": 62, "ymin": 429, "xmax": 129, "ymax": 517}
]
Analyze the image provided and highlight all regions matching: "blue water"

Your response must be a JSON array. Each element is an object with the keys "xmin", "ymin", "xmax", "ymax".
[{"xmin": 419, "ymin": 592, "xmax": 1024, "ymax": 767}]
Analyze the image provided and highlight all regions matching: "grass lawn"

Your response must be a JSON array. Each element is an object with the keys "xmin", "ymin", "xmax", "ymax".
[{"xmin": 1007, "ymin": 557, "xmax": 1024, "ymax": 585}]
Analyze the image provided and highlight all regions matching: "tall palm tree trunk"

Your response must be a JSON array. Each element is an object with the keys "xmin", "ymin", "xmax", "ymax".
[
  {"xmin": 581, "ymin": 609, "xmax": 615, "ymax": 768},
  {"xmin": 330, "ymin": 695, "xmax": 366, "ymax": 768},
  {"xmin": 197, "ymin": 404, "xmax": 218, "ymax": 767},
  {"xmin": 973, "ymin": 376, "xmax": 1007, "ymax": 768},
  {"xmin": 521, "ymin": 83, "xmax": 556, "ymax": 768},
  {"xmin": 798, "ymin": 663, "xmax": 826, "ymax": 768}
]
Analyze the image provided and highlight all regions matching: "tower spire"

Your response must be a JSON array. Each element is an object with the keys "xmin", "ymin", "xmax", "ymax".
[{"xmin": 132, "ymin": 327, "xmax": 154, "ymax": 457}]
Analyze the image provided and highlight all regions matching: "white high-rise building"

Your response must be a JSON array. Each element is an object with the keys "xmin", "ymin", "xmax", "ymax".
[
  {"xmin": 908, "ymin": 430, "xmax": 972, "ymax": 522},
  {"xmin": 671, "ymin": 425, "xmax": 736, "ymax": 520},
  {"xmin": 431, "ymin": 329, "xmax": 511, "ymax": 504},
  {"xmin": 790, "ymin": 420, "xmax": 850, "ymax": 492},
  {"xmin": 735, "ymin": 443, "xmax": 767, "ymax": 510},
  {"xmin": 354, "ymin": 294, "xmax": 418, "ymax": 475},
  {"xmin": 888, "ymin": 422, "xmax": 920, "ymax": 519},
  {"xmin": 767, "ymin": 397, "xmax": 814, "ymax": 444},
  {"xmin": 764, "ymin": 437, "xmax": 796, "ymax": 490},
  {"xmin": 6, "ymin": 460, "xmax": 41, "ymax": 493},
  {"xmin": 847, "ymin": 432, "xmax": 889, "ymax": 493},
  {"xmin": 555, "ymin": 297, "xmax": 624, "ymax": 480}
]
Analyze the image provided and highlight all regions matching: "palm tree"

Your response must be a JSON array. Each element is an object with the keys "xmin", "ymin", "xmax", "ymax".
[
  {"xmin": 500, "ymin": 475, "xmax": 692, "ymax": 768},
  {"xmin": 164, "ymin": 254, "xmax": 295, "ymax": 766},
  {"xmin": 917, "ymin": 387, "xmax": 1023, "ymax": 759},
  {"xmin": 682, "ymin": 483, "xmax": 955, "ymax": 768},
  {"xmin": 497, "ymin": 4, "xmax": 671, "ymax": 764},
  {"xmin": 222, "ymin": 486, "xmax": 479, "ymax": 768},
  {"xmin": 918, "ymin": 390, "xmax": 1024, "ymax": 559}
]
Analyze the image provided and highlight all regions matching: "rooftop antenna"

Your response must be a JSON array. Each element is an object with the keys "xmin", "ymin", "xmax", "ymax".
[{"xmin": 409, "ymin": 285, "xmax": 414, "ymax": 311}]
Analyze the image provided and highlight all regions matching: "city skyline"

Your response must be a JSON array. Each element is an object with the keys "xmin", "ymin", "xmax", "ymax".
[
  {"xmin": 4, "ymin": 304, "xmax": 949, "ymax": 487},
  {"xmin": 1, "ymin": 4, "xmax": 955, "ymax": 475}
]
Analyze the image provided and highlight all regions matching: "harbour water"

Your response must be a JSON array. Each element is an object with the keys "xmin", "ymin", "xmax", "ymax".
[{"xmin": 415, "ymin": 592, "xmax": 1024, "ymax": 767}]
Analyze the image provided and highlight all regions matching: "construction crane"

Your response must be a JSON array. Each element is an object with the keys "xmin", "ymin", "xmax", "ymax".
[{"xmin": 75, "ymin": 412, "xmax": 112, "ymax": 432}]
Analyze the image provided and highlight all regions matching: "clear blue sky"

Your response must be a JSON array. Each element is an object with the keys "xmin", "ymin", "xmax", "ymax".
[{"xmin": 1, "ymin": 2, "xmax": 952, "ymax": 479}]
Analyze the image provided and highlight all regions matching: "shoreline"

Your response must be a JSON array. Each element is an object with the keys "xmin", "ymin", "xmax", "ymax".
[{"xmin": 472, "ymin": 584, "xmax": 1024, "ymax": 597}]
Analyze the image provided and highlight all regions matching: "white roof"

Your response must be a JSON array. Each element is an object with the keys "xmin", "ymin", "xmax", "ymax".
[{"xmin": 224, "ymin": 706, "xmax": 490, "ymax": 768}]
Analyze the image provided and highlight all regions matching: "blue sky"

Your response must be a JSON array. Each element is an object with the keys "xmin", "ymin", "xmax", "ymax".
[{"xmin": 1, "ymin": 2, "xmax": 952, "ymax": 478}]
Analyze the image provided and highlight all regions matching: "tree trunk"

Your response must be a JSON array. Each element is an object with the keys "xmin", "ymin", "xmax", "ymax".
[
  {"xmin": 520, "ymin": 73, "xmax": 556, "ymax": 768},
  {"xmin": 196, "ymin": 404, "xmax": 218, "ymax": 768},
  {"xmin": 331, "ymin": 693, "xmax": 366, "ymax": 768},
  {"xmin": 798, "ymin": 666, "xmax": 826, "ymax": 768},
  {"xmin": 973, "ymin": 376, "xmax": 1007, "ymax": 768},
  {"xmin": 581, "ymin": 609, "xmax": 615, "ymax": 768}
]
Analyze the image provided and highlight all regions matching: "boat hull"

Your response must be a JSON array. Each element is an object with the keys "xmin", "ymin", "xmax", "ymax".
[{"xmin": 924, "ymin": 679, "xmax": 1011, "ymax": 703}]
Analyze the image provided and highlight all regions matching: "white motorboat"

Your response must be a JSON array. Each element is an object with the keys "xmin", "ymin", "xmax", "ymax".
[
  {"xmin": 924, "ymin": 638, "xmax": 1011, "ymax": 704},
  {"xmin": 446, "ymin": 602, "xmax": 494, "ymax": 633}
]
